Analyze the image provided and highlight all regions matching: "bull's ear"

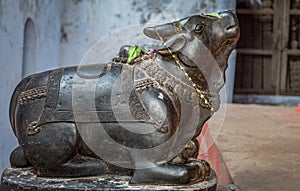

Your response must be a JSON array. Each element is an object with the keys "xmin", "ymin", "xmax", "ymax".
[
  {"xmin": 157, "ymin": 35, "xmax": 186, "ymax": 55},
  {"xmin": 143, "ymin": 18, "xmax": 187, "ymax": 41},
  {"xmin": 144, "ymin": 27, "xmax": 163, "ymax": 41}
]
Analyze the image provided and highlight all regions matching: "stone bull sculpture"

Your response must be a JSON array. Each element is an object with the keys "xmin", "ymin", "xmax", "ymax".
[{"xmin": 9, "ymin": 10, "xmax": 239, "ymax": 185}]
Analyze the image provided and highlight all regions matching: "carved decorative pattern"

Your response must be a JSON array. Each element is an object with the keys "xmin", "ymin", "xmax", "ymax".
[
  {"xmin": 128, "ymin": 91, "xmax": 150, "ymax": 121},
  {"xmin": 18, "ymin": 86, "xmax": 47, "ymax": 105},
  {"xmin": 135, "ymin": 60, "xmax": 216, "ymax": 109},
  {"xmin": 26, "ymin": 69, "xmax": 64, "ymax": 136}
]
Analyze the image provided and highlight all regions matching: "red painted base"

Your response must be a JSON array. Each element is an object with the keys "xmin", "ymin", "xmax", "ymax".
[{"xmin": 197, "ymin": 123, "xmax": 233, "ymax": 185}]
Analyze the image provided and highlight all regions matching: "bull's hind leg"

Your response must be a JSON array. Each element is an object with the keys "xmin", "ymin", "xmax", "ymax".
[
  {"xmin": 10, "ymin": 146, "xmax": 31, "ymax": 167},
  {"xmin": 39, "ymin": 154, "xmax": 109, "ymax": 178},
  {"xmin": 18, "ymin": 122, "xmax": 108, "ymax": 177},
  {"xmin": 130, "ymin": 159, "xmax": 211, "ymax": 185}
]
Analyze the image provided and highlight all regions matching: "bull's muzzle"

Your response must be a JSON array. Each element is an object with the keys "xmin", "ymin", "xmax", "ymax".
[{"xmin": 219, "ymin": 10, "xmax": 240, "ymax": 40}]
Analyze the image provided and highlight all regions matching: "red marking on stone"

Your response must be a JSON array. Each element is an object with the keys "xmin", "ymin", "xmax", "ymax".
[
  {"xmin": 31, "ymin": 169, "xmax": 37, "ymax": 174},
  {"xmin": 197, "ymin": 123, "xmax": 233, "ymax": 185}
]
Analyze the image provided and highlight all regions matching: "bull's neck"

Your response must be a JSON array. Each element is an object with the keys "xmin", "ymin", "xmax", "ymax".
[
  {"xmin": 156, "ymin": 55, "xmax": 218, "ymax": 110},
  {"xmin": 156, "ymin": 55, "xmax": 194, "ymax": 86},
  {"xmin": 157, "ymin": 55, "xmax": 216, "ymax": 93},
  {"xmin": 214, "ymin": 48, "xmax": 232, "ymax": 91}
]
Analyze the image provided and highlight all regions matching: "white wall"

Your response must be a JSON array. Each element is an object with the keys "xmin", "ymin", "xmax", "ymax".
[
  {"xmin": 0, "ymin": 0, "xmax": 236, "ymax": 174},
  {"xmin": 0, "ymin": 0, "xmax": 62, "ymax": 174}
]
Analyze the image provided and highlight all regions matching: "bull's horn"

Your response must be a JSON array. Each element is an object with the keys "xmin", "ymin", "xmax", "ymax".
[{"xmin": 143, "ymin": 17, "xmax": 188, "ymax": 41}]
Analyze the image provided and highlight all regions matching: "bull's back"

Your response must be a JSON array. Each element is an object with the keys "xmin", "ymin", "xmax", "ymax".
[
  {"xmin": 9, "ymin": 70, "xmax": 52, "ymax": 136},
  {"xmin": 10, "ymin": 63, "xmax": 122, "ymax": 138}
]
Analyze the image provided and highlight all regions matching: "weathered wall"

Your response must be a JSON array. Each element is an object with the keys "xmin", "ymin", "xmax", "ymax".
[
  {"xmin": 0, "ymin": 0, "xmax": 62, "ymax": 174},
  {"xmin": 59, "ymin": 0, "xmax": 237, "ymax": 66},
  {"xmin": 0, "ymin": 0, "xmax": 236, "ymax": 174}
]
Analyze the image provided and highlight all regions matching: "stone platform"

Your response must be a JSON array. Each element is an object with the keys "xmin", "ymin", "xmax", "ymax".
[{"xmin": 1, "ymin": 167, "xmax": 217, "ymax": 191}]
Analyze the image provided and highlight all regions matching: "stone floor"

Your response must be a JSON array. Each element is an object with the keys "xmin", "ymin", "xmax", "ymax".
[{"xmin": 215, "ymin": 104, "xmax": 300, "ymax": 191}]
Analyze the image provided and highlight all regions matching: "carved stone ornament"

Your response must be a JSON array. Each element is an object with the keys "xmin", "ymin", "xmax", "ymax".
[{"xmin": 2, "ymin": 10, "xmax": 239, "ymax": 190}]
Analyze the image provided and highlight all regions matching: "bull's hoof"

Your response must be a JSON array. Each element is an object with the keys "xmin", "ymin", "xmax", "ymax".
[
  {"xmin": 130, "ymin": 159, "xmax": 211, "ymax": 185},
  {"xmin": 186, "ymin": 158, "xmax": 211, "ymax": 183}
]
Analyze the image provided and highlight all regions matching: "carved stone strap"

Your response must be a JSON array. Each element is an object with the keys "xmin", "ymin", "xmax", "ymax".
[
  {"xmin": 27, "ymin": 69, "xmax": 64, "ymax": 136},
  {"xmin": 120, "ymin": 64, "xmax": 134, "ymax": 96},
  {"xmin": 44, "ymin": 68, "xmax": 64, "ymax": 109},
  {"xmin": 119, "ymin": 64, "xmax": 151, "ymax": 122}
]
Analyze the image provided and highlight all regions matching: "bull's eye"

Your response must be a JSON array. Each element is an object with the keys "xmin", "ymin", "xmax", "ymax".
[{"xmin": 194, "ymin": 23, "xmax": 205, "ymax": 33}]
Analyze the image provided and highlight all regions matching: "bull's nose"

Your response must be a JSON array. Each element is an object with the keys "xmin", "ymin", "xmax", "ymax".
[
  {"xmin": 219, "ymin": 10, "xmax": 239, "ymax": 34},
  {"xmin": 219, "ymin": 10, "xmax": 239, "ymax": 26}
]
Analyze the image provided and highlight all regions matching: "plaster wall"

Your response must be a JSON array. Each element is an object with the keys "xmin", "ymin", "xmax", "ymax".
[{"xmin": 0, "ymin": 0, "xmax": 62, "ymax": 174}]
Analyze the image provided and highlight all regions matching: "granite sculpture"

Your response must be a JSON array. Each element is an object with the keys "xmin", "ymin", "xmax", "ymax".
[{"xmin": 8, "ymin": 10, "xmax": 239, "ymax": 186}]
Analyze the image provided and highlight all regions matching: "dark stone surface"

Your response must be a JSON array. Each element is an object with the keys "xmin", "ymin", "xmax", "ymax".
[
  {"xmin": 7, "ymin": 11, "xmax": 240, "ymax": 186},
  {"xmin": 1, "ymin": 167, "xmax": 217, "ymax": 191}
]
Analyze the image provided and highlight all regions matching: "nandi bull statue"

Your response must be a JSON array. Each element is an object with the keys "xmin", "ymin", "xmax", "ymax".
[{"xmin": 8, "ymin": 10, "xmax": 239, "ymax": 186}]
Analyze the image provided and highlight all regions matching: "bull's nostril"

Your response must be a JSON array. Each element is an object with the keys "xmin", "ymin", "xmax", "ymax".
[
  {"xmin": 226, "ymin": 24, "xmax": 239, "ymax": 31},
  {"xmin": 225, "ymin": 39, "xmax": 233, "ymax": 45}
]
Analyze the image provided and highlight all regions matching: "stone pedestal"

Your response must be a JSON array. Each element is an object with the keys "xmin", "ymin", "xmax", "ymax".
[{"xmin": 1, "ymin": 167, "xmax": 217, "ymax": 191}]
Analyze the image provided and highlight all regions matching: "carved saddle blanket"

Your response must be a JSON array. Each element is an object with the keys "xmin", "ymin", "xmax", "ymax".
[{"xmin": 18, "ymin": 61, "xmax": 214, "ymax": 136}]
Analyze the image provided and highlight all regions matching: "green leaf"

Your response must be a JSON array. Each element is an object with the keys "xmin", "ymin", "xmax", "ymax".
[
  {"xmin": 204, "ymin": 12, "xmax": 221, "ymax": 19},
  {"xmin": 127, "ymin": 46, "xmax": 142, "ymax": 63}
]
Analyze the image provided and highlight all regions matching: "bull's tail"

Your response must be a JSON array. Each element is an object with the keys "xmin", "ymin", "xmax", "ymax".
[{"xmin": 9, "ymin": 77, "xmax": 30, "ymax": 136}]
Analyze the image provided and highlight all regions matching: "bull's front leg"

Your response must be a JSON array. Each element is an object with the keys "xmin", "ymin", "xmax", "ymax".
[
  {"xmin": 170, "ymin": 138, "xmax": 200, "ymax": 164},
  {"xmin": 128, "ymin": 88, "xmax": 210, "ymax": 185}
]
